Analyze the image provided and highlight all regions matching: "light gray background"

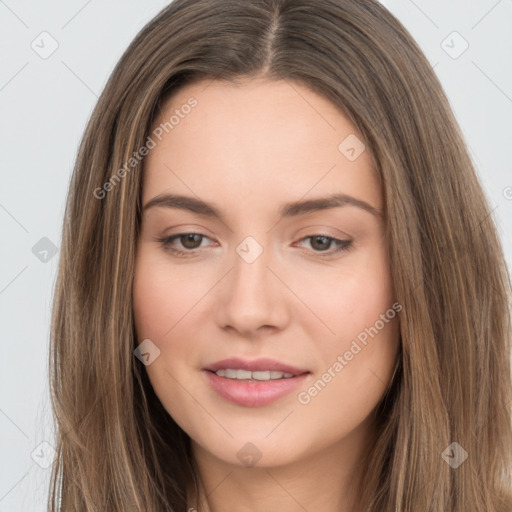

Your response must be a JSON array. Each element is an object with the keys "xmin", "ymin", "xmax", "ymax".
[{"xmin": 1, "ymin": 0, "xmax": 511, "ymax": 509}]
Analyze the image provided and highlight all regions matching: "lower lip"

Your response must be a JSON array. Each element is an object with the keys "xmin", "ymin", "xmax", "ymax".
[{"xmin": 203, "ymin": 370, "xmax": 310, "ymax": 407}]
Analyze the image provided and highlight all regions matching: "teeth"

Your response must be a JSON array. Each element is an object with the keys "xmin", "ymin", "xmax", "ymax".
[{"xmin": 214, "ymin": 369, "xmax": 295, "ymax": 380}]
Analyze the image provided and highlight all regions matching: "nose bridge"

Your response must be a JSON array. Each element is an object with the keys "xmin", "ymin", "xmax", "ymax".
[
  {"xmin": 217, "ymin": 233, "xmax": 286, "ymax": 333},
  {"xmin": 234, "ymin": 235, "xmax": 268, "ymax": 287},
  {"xmin": 231, "ymin": 234, "xmax": 273, "ymax": 304}
]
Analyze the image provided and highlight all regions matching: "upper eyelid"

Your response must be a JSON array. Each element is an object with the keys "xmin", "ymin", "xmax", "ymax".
[
  {"xmin": 163, "ymin": 223, "xmax": 351, "ymax": 240},
  {"xmin": 164, "ymin": 232, "xmax": 348, "ymax": 240}
]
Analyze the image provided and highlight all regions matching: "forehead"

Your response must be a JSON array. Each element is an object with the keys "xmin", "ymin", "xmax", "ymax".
[{"xmin": 142, "ymin": 78, "xmax": 381, "ymax": 216}]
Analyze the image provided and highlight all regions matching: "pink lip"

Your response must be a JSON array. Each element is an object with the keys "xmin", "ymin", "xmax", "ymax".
[
  {"xmin": 202, "ymin": 357, "xmax": 310, "ymax": 407},
  {"xmin": 203, "ymin": 371, "xmax": 309, "ymax": 407},
  {"xmin": 202, "ymin": 357, "xmax": 308, "ymax": 375}
]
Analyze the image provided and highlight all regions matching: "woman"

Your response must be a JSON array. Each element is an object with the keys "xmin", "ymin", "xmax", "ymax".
[{"xmin": 48, "ymin": 0, "xmax": 512, "ymax": 510}]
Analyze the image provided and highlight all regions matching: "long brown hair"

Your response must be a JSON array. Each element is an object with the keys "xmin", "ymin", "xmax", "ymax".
[{"xmin": 48, "ymin": 0, "xmax": 512, "ymax": 510}]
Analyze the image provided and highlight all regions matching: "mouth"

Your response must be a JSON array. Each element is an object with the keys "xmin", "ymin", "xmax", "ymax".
[
  {"xmin": 202, "ymin": 356, "xmax": 308, "ymax": 376},
  {"xmin": 209, "ymin": 368, "xmax": 297, "ymax": 380},
  {"xmin": 202, "ymin": 357, "xmax": 311, "ymax": 407}
]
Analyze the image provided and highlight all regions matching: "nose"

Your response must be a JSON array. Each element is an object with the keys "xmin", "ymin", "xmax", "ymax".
[{"xmin": 214, "ymin": 238, "xmax": 289, "ymax": 337}]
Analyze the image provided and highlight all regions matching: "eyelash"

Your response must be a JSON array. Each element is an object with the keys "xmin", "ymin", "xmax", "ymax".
[{"xmin": 157, "ymin": 233, "xmax": 353, "ymax": 258}]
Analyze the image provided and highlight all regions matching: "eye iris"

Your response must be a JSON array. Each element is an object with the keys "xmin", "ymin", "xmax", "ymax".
[
  {"xmin": 311, "ymin": 236, "xmax": 331, "ymax": 251},
  {"xmin": 181, "ymin": 234, "xmax": 202, "ymax": 249}
]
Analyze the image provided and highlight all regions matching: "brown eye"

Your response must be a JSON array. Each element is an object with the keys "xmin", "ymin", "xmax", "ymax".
[
  {"xmin": 296, "ymin": 235, "xmax": 353, "ymax": 256},
  {"xmin": 310, "ymin": 235, "xmax": 332, "ymax": 251},
  {"xmin": 158, "ymin": 232, "xmax": 213, "ymax": 256},
  {"xmin": 179, "ymin": 233, "xmax": 203, "ymax": 249}
]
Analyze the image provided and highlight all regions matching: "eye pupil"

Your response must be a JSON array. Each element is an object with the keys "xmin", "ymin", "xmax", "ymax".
[
  {"xmin": 311, "ymin": 236, "xmax": 330, "ymax": 251},
  {"xmin": 181, "ymin": 234, "xmax": 202, "ymax": 249}
]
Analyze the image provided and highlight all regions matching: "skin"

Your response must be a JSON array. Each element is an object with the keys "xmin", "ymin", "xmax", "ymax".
[{"xmin": 132, "ymin": 77, "xmax": 400, "ymax": 512}]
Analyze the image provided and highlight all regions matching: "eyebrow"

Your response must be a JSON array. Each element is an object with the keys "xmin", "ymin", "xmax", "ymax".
[{"xmin": 143, "ymin": 193, "xmax": 382, "ymax": 220}]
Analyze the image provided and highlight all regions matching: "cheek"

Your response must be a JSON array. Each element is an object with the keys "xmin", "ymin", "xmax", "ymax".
[
  {"xmin": 296, "ymin": 246, "xmax": 394, "ymax": 353},
  {"xmin": 132, "ymin": 250, "xmax": 208, "ymax": 341},
  {"xmin": 132, "ymin": 252, "xmax": 204, "ymax": 419},
  {"xmin": 296, "ymin": 271, "xmax": 399, "ymax": 438},
  {"xmin": 292, "ymin": 242, "xmax": 399, "ymax": 413}
]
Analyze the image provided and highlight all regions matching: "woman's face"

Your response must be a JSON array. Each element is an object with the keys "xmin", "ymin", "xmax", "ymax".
[{"xmin": 133, "ymin": 77, "xmax": 400, "ymax": 470}]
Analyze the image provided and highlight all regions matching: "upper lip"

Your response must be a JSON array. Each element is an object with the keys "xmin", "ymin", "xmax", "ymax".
[{"xmin": 203, "ymin": 357, "xmax": 309, "ymax": 376}]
